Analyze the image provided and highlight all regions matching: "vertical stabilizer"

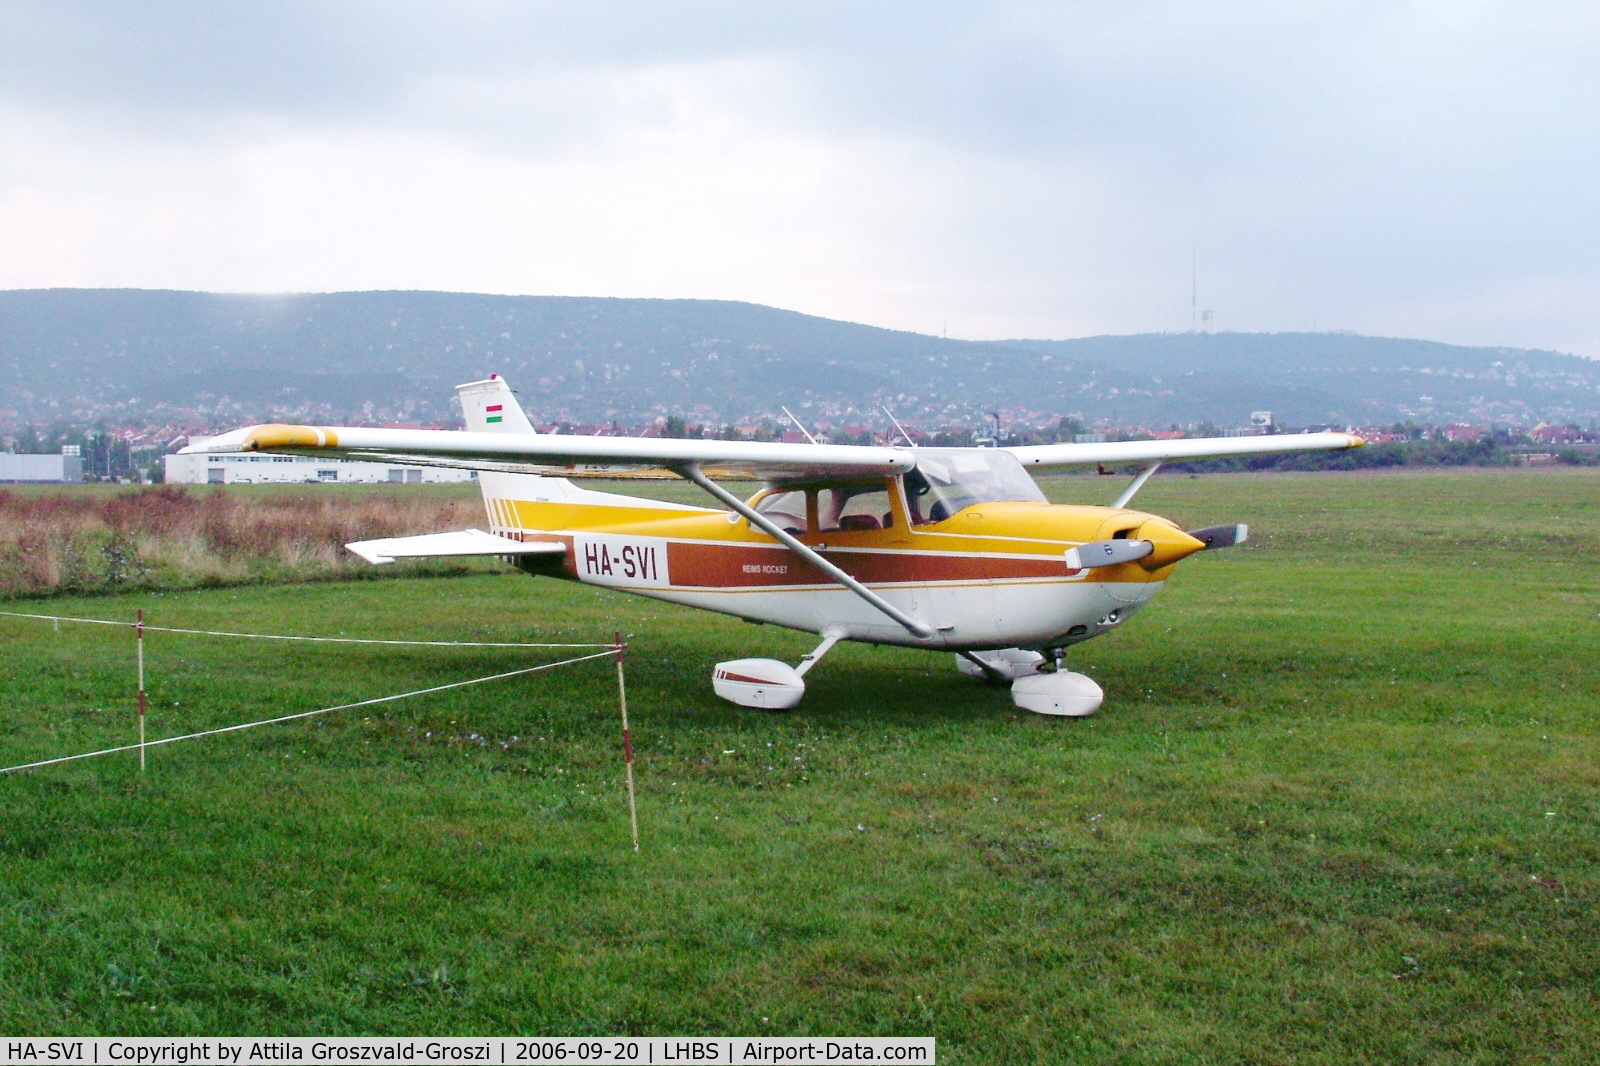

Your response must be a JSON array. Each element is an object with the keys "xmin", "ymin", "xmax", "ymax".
[
  {"xmin": 456, "ymin": 375, "xmax": 554, "ymax": 524},
  {"xmin": 456, "ymin": 375, "xmax": 538, "ymax": 434}
]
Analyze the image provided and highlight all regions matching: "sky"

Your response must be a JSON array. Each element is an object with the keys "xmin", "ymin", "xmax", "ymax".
[{"xmin": 2, "ymin": 1, "xmax": 1599, "ymax": 357}]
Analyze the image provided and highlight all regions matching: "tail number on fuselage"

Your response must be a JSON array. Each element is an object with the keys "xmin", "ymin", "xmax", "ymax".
[{"xmin": 575, "ymin": 535, "xmax": 671, "ymax": 588}]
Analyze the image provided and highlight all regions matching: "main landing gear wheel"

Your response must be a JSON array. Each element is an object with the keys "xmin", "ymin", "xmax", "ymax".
[
  {"xmin": 712, "ymin": 658, "xmax": 806, "ymax": 709},
  {"xmin": 712, "ymin": 629, "xmax": 847, "ymax": 710}
]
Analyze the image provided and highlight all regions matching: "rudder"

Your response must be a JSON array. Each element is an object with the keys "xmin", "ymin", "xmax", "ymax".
[{"xmin": 456, "ymin": 375, "xmax": 537, "ymax": 434}]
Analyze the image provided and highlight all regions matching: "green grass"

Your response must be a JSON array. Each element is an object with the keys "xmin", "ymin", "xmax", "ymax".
[{"xmin": 0, "ymin": 468, "xmax": 1596, "ymax": 1062}]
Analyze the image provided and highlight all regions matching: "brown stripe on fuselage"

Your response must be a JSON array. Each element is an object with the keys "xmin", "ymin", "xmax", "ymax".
[
  {"xmin": 494, "ymin": 527, "xmax": 1082, "ymax": 588},
  {"xmin": 664, "ymin": 540, "xmax": 1066, "ymax": 588}
]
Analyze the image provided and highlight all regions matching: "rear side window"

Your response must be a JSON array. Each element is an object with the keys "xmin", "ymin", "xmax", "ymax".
[
  {"xmin": 753, "ymin": 489, "xmax": 808, "ymax": 534},
  {"xmin": 818, "ymin": 484, "xmax": 894, "ymax": 532}
]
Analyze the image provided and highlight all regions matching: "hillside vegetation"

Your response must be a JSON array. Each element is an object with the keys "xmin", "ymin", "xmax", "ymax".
[{"xmin": 2, "ymin": 288, "xmax": 1596, "ymax": 428}]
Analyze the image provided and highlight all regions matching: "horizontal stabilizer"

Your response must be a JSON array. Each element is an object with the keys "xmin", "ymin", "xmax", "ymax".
[{"xmin": 346, "ymin": 528, "xmax": 565, "ymax": 565}]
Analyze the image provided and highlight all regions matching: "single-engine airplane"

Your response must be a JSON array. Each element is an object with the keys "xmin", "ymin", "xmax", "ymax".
[{"xmin": 183, "ymin": 376, "xmax": 1364, "ymax": 716}]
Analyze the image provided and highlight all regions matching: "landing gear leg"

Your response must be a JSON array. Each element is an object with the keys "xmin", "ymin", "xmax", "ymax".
[
  {"xmin": 957, "ymin": 648, "xmax": 1047, "ymax": 683},
  {"xmin": 795, "ymin": 627, "xmax": 847, "ymax": 678},
  {"xmin": 957, "ymin": 651, "xmax": 1009, "ymax": 684}
]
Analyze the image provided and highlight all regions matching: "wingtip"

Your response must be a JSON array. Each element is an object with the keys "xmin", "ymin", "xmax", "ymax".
[{"xmin": 178, "ymin": 426, "xmax": 260, "ymax": 454}]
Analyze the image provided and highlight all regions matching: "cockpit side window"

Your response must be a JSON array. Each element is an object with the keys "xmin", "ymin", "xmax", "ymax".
[
  {"xmin": 904, "ymin": 449, "xmax": 1046, "ymax": 525},
  {"xmin": 902, "ymin": 469, "xmax": 945, "ymax": 525}
]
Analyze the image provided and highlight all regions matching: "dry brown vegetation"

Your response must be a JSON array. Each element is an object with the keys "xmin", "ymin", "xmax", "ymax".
[{"xmin": 0, "ymin": 485, "xmax": 484, "ymax": 598}]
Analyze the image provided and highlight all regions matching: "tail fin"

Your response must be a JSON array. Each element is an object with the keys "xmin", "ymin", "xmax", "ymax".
[
  {"xmin": 456, "ymin": 375, "xmax": 537, "ymax": 434},
  {"xmin": 455, "ymin": 374, "xmax": 583, "ymax": 519}
]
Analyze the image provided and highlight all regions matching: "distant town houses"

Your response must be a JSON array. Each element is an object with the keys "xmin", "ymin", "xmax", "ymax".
[
  {"xmin": 1530, "ymin": 422, "xmax": 1588, "ymax": 445},
  {"xmin": 1, "ymin": 410, "xmax": 1595, "ymax": 484}
]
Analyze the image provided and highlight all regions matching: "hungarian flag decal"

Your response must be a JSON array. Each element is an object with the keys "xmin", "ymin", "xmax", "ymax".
[{"xmin": 485, "ymin": 403, "xmax": 503, "ymax": 424}]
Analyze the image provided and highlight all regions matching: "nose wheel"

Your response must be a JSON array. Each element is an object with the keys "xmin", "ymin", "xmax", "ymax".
[
  {"xmin": 1010, "ymin": 670, "xmax": 1103, "ymax": 716},
  {"xmin": 957, "ymin": 647, "xmax": 1103, "ymax": 716}
]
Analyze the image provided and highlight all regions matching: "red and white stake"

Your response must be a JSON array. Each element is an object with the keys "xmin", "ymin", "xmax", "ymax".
[
  {"xmin": 615, "ymin": 632, "xmax": 639, "ymax": 852},
  {"xmin": 135, "ymin": 609, "xmax": 147, "ymax": 773}
]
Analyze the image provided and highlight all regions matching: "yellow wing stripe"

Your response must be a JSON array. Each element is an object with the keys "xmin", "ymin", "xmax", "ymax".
[{"xmin": 243, "ymin": 424, "xmax": 341, "ymax": 450}]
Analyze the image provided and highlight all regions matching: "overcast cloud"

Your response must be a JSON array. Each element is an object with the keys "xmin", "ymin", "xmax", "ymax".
[{"xmin": 2, "ymin": 1, "xmax": 1598, "ymax": 355}]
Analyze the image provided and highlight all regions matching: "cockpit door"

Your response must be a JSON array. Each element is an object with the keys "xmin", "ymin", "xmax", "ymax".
[{"xmin": 756, "ymin": 478, "xmax": 946, "ymax": 641}]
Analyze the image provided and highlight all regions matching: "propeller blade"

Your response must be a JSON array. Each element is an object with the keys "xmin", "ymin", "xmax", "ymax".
[
  {"xmin": 1186, "ymin": 523, "xmax": 1248, "ymax": 549},
  {"xmin": 1065, "ymin": 538, "xmax": 1154, "ymax": 570}
]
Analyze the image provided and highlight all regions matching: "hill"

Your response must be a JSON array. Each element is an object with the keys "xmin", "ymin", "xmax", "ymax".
[{"xmin": 1, "ymin": 288, "xmax": 1595, "ymax": 429}]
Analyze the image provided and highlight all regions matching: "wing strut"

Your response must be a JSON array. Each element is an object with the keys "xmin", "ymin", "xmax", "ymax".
[
  {"xmin": 881, "ymin": 405, "xmax": 917, "ymax": 447},
  {"xmin": 678, "ymin": 464, "xmax": 935, "ymax": 641},
  {"xmin": 1111, "ymin": 462, "xmax": 1162, "ymax": 509}
]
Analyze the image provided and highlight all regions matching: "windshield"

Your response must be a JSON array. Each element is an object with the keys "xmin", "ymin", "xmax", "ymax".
[{"xmin": 904, "ymin": 449, "xmax": 1045, "ymax": 524}]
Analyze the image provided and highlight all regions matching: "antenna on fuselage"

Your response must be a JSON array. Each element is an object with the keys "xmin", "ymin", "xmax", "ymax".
[
  {"xmin": 881, "ymin": 405, "xmax": 917, "ymax": 447},
  {"xmin": 780, "ymin": 405, "xmax": 820, "ymax": 445}
]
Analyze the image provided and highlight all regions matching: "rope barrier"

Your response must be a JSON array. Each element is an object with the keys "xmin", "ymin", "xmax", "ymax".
[
  {"xmin": 3, "ymin": 606, "xmax": 643, "ymax": 848},
  {"xmin": 0, "ymin": 649, "xmax": 618, "ymax": 776},
  {"xmin": 0, "ymin": 610, "xmax": 611, "ymax": 648}
]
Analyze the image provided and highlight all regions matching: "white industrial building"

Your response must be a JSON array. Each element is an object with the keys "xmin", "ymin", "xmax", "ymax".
[
  {"xmin": 163, "ymin": 440, "xmax": 476, "ymax": 485},
  {"xmin": 0, "ymin": 452, "xmax": 84, "ymax": 483}
]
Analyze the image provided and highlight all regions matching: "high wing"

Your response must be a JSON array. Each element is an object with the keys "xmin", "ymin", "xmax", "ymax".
[
  {"xmin": 1003, "ymin": 431, "xmax": 1364, "ymax": 469},
  {"xmin": 179, "ymin": 372, "xmax": 1360, "ymax": 479},
  {"xmin": 181, "ymin": 422, "xmax": 914, "ymax": 481}
]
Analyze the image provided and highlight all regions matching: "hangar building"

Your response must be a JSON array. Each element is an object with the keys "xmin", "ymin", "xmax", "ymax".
[
  {"xmin": 163, "ymin": 440, "xmax": 475, "ymax": 485},
  {"xmin": 0, "ymin": 452, "xmax": 85, "ymax": 483}
]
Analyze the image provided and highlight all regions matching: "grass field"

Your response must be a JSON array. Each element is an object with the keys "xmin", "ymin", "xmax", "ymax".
[{"xmin": 0, "ymin": 468, "xmax": 1596, "ymax": 1062}]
